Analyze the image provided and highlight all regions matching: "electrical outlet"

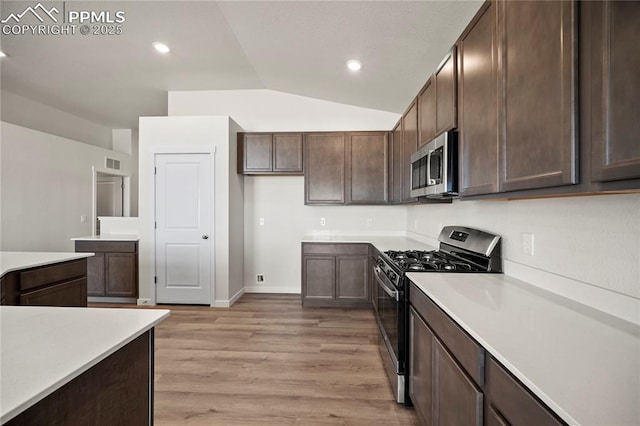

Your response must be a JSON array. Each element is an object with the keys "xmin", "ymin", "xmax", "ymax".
[
  {"xmin": 366, "ymin": 218, "xmax": 373, "ymax": 228},
  {"xmin": 413, "ymin": 219, "xmax": 418, "ymax": 230},
  {"xmin": 522, "ymin": 233, "xmax": 535, "ymax": 256},
  {"xmin": 256, "ymin": 274, "xmax": 265, "ymax": 283},
  {"xmin": 259, "ymin": 217, "xmax": 265, "ymax": 226},
  {"xmin": 320, "ymin": 218, "xmax": 326, "ymax": 227},
  {"xmin": 80, "ymin": 215, "xmax": 87, "ymax": 223}
]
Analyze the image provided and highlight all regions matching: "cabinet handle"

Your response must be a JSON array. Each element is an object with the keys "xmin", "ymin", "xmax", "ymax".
[{"xmin": 202, "ymin": 235, "xmax": 209, "ymax": 240}]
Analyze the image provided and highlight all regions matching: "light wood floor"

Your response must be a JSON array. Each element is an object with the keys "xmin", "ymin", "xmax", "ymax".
[{"xmin": 147, "ymin": 293, "xmax": 418, "ymax": 425}]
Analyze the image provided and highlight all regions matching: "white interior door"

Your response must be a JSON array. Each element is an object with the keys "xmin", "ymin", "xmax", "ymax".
[{"xmin": 155, "ymin": 154, "xmax": 213, "ymax": 304}]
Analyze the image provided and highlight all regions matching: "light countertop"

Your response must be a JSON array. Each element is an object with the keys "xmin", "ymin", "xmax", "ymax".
[
  {"xmin": 407, "ymin": 272, "xmax": 640, "ymax": 426},
  {"xmin": 301, "ymin": 234, "xmax": 436, "ymax": 252},
  {"xmin": 0, "ymin": 252, "xmax": 94, "ymax": 278},
  {"xmin": 0, "ymin": 306, "xmax": 169, "ymax": 423},
  {"xmin": 71, "ymin": 234, "xmax": 139, "ymax": 242}
]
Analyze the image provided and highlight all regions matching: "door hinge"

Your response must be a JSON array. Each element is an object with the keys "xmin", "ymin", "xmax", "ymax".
[
  {"xmin": 155, "ymin": 221, "xmax": 157, "ymax": 229},
  {"xmin": 154, "ymin": 276, "xmax": 157, "ymax": 284},
  {"xmin": 154, "ymin": 167, "xmax": 157, "ymax": 175}
]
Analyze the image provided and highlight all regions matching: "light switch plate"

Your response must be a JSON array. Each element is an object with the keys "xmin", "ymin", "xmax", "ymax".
[
  {"xmin": 320, "ymin": 218, "xmax": 326, "ymax": 227},
  {"xmin": 522, "ymin": 233, "xmax": 534, "ymax": 256},
  {"xmin": 259, "ymin": 218, "xmax": 265, "ymax": 226}
]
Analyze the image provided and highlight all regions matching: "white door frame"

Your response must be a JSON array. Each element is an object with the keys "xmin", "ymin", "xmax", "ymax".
[
  {"xmin": 92, "ymin": 166, "xmax": 131, "ymax": 236},
  {"xmin": 152, "ymin": 149, "xmax": 216, "ymax": 306}
]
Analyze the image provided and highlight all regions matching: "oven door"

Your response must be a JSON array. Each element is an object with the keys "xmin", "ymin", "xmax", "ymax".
[{"xmin": 373, "ymin": 264, "xmax": 406, "ymax": 403}]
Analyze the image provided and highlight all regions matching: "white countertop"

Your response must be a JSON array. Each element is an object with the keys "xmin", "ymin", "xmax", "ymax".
[
  {"xmin": 0, "ymin": 252, "xmax": 94, "ymax": 278},
  {"xmin": 0, "ymin": 306, "xmax": 169, "ymax": 423},
  {"xmin": 71, "ymin": 234, "xmax": 139, "ymax": 241},
  {"xmin": 302, "ymin": 234, "xmax": 436, "ymax": 252},
  {"xmin": 407, "ymin": 272, "xmax": 640, "ymax": 426}
]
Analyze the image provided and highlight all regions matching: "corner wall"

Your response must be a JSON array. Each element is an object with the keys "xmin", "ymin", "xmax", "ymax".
[
  {"xmin": 0, "ymin": 122, "xmax": 133, "ymax": 251},
  {"xmin": 168, "ymin": 89, "xmax": 404, "ymax": 293},
  {"xmin": 138, "ymin": 115, "xmax": 243, "ymax": 307}
]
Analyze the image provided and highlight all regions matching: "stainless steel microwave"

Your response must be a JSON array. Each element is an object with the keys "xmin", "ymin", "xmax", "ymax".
[{"xmin": 410, "ymin": 131, "xmax": 458, "ymax": 198}]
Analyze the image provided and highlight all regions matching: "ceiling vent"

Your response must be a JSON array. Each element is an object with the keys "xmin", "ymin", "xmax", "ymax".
[{"xmin": 105, "ymin": 157, "xmax": 121, "ymax": 170}]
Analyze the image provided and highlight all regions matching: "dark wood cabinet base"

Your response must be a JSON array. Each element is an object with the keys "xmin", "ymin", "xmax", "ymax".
[{"xmin": 7, "ymin": 331, "xmax": 153, "ymax": 426}]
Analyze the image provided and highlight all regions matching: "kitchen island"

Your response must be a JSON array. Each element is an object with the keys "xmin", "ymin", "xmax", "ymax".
[{"xmin": 0, "ymin": 306, "xmax": 169, "ymax": 424}]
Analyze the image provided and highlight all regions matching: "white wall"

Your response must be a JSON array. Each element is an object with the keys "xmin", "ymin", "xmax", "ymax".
[
  {"xmin": 244, "ymin": 176, "xmax": 406, "ymax": 293},
  {"xmin": 0, "ymin": 122, "xmax": 133, "ymax": 251},
  {"xmin": 1, "ymin": 91, "xmax": 113, "ymax": 149},
  {"xmin": 406, "ymin": 194, "xmax": 640, "ymax": 302},
  {"xmin": 138, "ymin": 116, "xmax": 243, "ymax": 307},
  {"xmin": 169, "ymin": 89, "xmax": 404, "ymax": 293},
  {"xmin": 169, "ymin": 89, "xmax": 400, "ymax": 131}
]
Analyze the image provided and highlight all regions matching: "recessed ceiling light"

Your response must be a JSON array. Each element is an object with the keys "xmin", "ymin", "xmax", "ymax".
[
  {"xmin": 346, "ymin": 59, "xmax": 362, "ymax": 71},
  {"xmin": 152, "ymin": 42, "xmax": 171, "ymax": 54},
  {"xmin": 0, "ymin": 51, "xmax": 6, "ymax": 58}
]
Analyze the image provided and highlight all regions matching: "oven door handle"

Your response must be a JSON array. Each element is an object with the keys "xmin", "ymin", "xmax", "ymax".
[{"xmin": 374, "ymin": 267, "xmax": 400, "ymax": 302}]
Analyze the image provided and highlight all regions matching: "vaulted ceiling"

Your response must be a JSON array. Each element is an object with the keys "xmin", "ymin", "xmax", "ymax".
[{"xmin": 0, "ymin": 1, "xmax": 482, "ymax": 129}]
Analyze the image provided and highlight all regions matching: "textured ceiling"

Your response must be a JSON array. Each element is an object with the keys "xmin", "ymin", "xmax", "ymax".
[{"xmin": 0, "ymin": 1, "xmax": 482, "ymax": 129}]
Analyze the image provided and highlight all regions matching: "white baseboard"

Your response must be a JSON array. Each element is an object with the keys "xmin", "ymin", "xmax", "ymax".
[
  {"xmin": 505, "ymin": 260, "xmax": 640, "ymax": 325},
  {"xmin": 136, "ymin": 298, "xmax": 153, "ymax": 306},
  {"xmin": 245, "ymin": 285, "xmax": 301, "ymax": 294},
  {"xmin": 213, "ymin": 287, "xmax": 245, "ymax": 308}
]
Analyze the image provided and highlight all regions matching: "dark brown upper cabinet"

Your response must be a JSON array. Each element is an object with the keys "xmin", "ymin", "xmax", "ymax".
[
  {"xmin": 497, "ymin": 0, "xmax": 578, "ymax": 192},
  {"xmin": 346, "ymin": 132, "xmax": 389, "ymax": 204},
  {"xmin": 402, "ymin": 100, "xmax": 419, "ymax": 203},
  {"xmin": 435, "ymin": 48, "xmax": 458, "ymax": 135},
  {"xmin": 418, "ymin": 77, "xmax": 437, "ymax": 147},
  {"xmin": 390, "ymin": 121, "xmax": 403, "ymax": 204},
  {"xmin": 304, "ymin": 132, "xmax": 346, "ymax": 204},
  {"xmin": 458, "ymin": 1, "xmax": 499, "ymax": 196},
  {"xmin": 237, "ymin": 132, "xmax": 303, "ymax": 175},
  {"xmin": 588, "ymin": 1, "xmax": 640, "ymax": 183}
]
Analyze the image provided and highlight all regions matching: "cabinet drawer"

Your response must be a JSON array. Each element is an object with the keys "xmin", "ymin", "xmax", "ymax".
[
  {"xmin": 410, "ymin": 282, "xmax": 484, "ymax": 386},
  {"xmin": 19, "ymin": 259, "xmax": 87, "ymax": 292},
  {"xmin": 302, "ymin": 243, "xmax": 369, "ymax": 256},
  {"xmin": 20, "ymin": 277, "xmax": 87, "ymax": 307},
  {"xmin": 75, "ymin": 241, "xmax": 137, "ymax": 253},
  {"xmin": 487, "ymin": 358, "xmax": 564, "ymax": 426}
]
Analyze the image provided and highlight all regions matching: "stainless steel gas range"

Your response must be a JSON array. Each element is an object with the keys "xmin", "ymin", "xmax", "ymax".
[{"xmin": 373, "ymin": 226, "xmax": 502, "ymax": 405}]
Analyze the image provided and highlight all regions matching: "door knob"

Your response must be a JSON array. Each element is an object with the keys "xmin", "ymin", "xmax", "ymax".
[{"xmin": 202, "ymin": 235, "xmax": 209, "ymax": 239}]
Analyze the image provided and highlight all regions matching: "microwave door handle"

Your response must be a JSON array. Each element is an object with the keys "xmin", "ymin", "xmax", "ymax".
[{"xmin": 426, "ymin": 150, "xmax": 432, "ymax": 185}]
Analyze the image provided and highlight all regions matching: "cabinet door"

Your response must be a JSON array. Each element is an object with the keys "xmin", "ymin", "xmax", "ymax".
[
  {"xmin": 498, "ymin": 0, "xmax": 577, "ymax": 192},
  {"xmin": 346, "ymin": 132, "xmax": 389, "ymax": 204},
  {"xmin": 589, "ymin": 1, "xmax": 640, "ymax": 182},
  {"xmin": 19, "ymin": 278, "xmax": 87, "ymax": 307},
  {"xmin": 302, "ymin": 256, "xmax": 336, "ymax": 302},
  {"xmin": 409, "ymin": 307, "xmax": 434, "ymax": 425},
  {"xmin": 391, "ymin": 122, "xmax": 403, "ymax": 204},
  {"xmin": 401, "ymin": 101, "xmax": 418, "ymax": 203},
  {"xmin": 304, "ymin": 133, "xmax": 346, "ymax": 204},
  {"xmin": 87, "ymin": 252, "xmax": 106, "ymax": 296},
  {"xmin": 241, "ymin": 133, "xmax": 273, "ymax": 173},
  {"xmin": 335, "ymin": 255, "xmax": 368, "ymax": 302},
  {"xmin": 436, "ymin": 49, "xmax": 458, "ymax": 134},
  {"xmin": 434, "ymin": 339, "xmax": 483, "ymax": 426},
  {"xmin": 273, "ymin": 133, "xmax": 303, "ymax": 173},
  {"xmin": 105, "ymin": 253, "xmax": 137, "ymax": 297},
  {"xmin": 486, "ymin": 358, "xmax": 564, "ymax": 426},
  {"xmin": 458, "ymin": 1, "xmax": 499, "ymax": 196},
  {"xmin": 418, "ymin": 77, "xmax": 437, "ymax": 147}
]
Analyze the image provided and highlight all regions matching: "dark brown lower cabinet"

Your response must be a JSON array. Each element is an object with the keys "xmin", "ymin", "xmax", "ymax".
[
  {"xmin": 301, "ymin": 243, "xmax": 370, "ymax": 308},
  {"xmin": 409, "ymin": 306, "xmax": 434, "ymax": 424},
  {"xmin": 435, "ymin": 338, "xmax": 483, "ymax": 426},
  {"xmin": 409, "ymin": 282, "xmax": 565, "ymax": 426},
  {"xmin": 6, "ymin": 331, "xmax": 152, "ymax": 426},
  {"xmin": 75, "ymin": 240, "xmax": 138, "ymax": 299},
  {"xmin": 1, "ymin": 259, "xmax": 88, "ymax": 307},
  {"xmin": 409, "ymin": 304, "xmax": 482, "ymax": 426},
  {"xmin": 486, "ymin": 357, "xmax": 565, "ymax": 426}
]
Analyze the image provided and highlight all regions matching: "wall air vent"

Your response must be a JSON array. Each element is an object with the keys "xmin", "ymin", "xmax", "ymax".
[{"xmin": 105, "ymin": 157, "xmax": 121, "ymax": 170}]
